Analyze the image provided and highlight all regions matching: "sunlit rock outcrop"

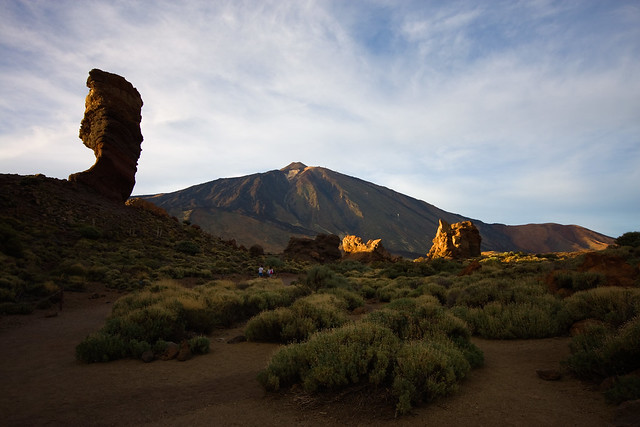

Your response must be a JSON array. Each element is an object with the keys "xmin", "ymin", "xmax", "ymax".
[
  {"xmin": 341, "ymin": 235, "xmax": 393, "ymax": 262},
  {"xmin": 69, "ymin": 69, "xmax": 143, "ymax": 203},
  {"xmin": 427, "ymin": 219, "xmax": 481, "ymax": 259}
]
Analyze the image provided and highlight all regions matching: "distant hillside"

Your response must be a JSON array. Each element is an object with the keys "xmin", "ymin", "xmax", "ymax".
[{"xmin": 140, "ymin": 163, "xmax": 613, "ymax": 257}]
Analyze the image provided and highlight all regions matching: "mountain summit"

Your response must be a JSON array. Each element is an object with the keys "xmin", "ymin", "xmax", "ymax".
[{"xmin": 141, "ymin": 164, "xmax": 612, "ymax": 257}]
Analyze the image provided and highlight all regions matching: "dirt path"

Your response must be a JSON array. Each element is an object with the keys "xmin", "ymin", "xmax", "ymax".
[{"xmin": 0, "ymin": 289, "xmax": 616, "ymax": 426}]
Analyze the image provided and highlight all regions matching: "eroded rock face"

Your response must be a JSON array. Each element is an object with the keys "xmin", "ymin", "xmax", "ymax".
[
  {"xmin": 69, "ymin": 69, "xmax": 143, "ymax": 203},
  {"xmin": 283, "ymin": 234, "xmax": 341, "ymax": 263},
  {"xmin": 427, "ymin": 219, "xmax": 481, "ymax": 259},
  {"xmin": 341, "ymin": 235, "xmax": 393, "ymax": 263}
]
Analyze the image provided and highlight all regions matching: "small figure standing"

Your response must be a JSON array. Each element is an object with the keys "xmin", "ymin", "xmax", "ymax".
[
  {"xmin": 258, "ymin": 266, "xmax": 264, "ymax": 278},
  {"xmin": 268, "ymin": 267, "xmax": 274, "ymax": 278}
]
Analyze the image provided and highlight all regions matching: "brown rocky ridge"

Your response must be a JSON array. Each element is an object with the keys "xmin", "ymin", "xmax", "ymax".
[
  {"xmin": 69, "ymin": 69, "xmax": 144, "ymax": 203},
  {"xmin": 427, "ymin": 219, "xmax": 482, "ymax": 259},
  {"xmin": 283, "ymin": 233, "xmax": 342, "ymax": 263}
]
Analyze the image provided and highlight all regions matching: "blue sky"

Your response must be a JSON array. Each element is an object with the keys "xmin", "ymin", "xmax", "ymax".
[{"xmin": 1, "ymin": 0, "xmax": 638, "ymax": 238}]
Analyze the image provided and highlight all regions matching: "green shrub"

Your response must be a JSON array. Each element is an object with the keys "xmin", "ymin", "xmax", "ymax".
[
  {"xmin": 104, "ymin": 303, "xmax": 186, "ymax": 343},
  {"xmin": 265, "ymin": 256, "xmax": 284, "ymax": 269},
  {"xmin": 304, "ymin": 265, "xmax": 349, "ymax": 291},
  {"xmin": 175, "ymin": 240, "xmax": 201, "ymax": 255},
  {"xmin": 429, "ymin": 258, "xmax": 461, "ymax": 275},
  {"xmin": 245, "ymin": 308, "xmax": 297, "ymax": 342},
  {"xmin": 564, "ymin": 316, "xmax": 640, "ymax": 380},
  {"xmin": 412, "ymin": 282, "xmax": 448, "ymax": 304},
  {"xmin": 604, "ymin": 376, "xmax": 640, "ymax": 405},
  {"xmin": 552, "ymin": 271, "xmax": 606, "ymax": 292},
  {"xmin": 241, "ymin": 284, "xmax": 310, "ymax": 316},
  {"xmin": 0, "ymin": 302, "xmax": 34, "ymax": 315},
  {"xmin": 60, "ymin": 262, "xmax": 88, "ymax": 277},
  {"xmin": 258, "ymin": 320, "xmax": 482, "ymax": 415},
  {"xmin": 78, "ymin": 280, "xmax": 247, "ymax": 362},
  {"xmin": 128, "ymin": 339, "xmax": 152, "ymax": 359},
  {"xmin": 188, "ymin": 336, "xmax": 211, "ymax": 354},
  {"xmin": 376, "ymin": 282, "xmax": 413, "ymax": 302},
  {"xmin": 564, "ymin": 288, "xmax": 640, "ymax": 327},
  {"xmin": 393, "ymin": 339, "xmax": 471, "ymax": 415},
  {"xmin": 257, "ymin": 322, "xmax": 401, "ymax": 392},
  {"xmin": 77, "ymin": 224, "xmax": 102, "ymax": 240},
  {"xmin": 76, "ymin": 332, "xmax": 128, "ymax": 363},
  {"xmin": 351, "ymin": 277, "xmax": 391, "ymax": 299},
  {"xmin": 454, "ymin": 295, "xmax": 569, "ymax": 339},
  {"xmin": 380, "ymin": 260, "xmax": 436, "ymax": 279},
  {"xmin": 291, "ymin": 294, "xmax": 348, "ymax": 326},
  {"xmin": 318, "ymin": 287, "xmax": 365, "ymax": 311},
  {"xmin": 328, "ymin": 260, "xmax": 370, "ymax": 275},
  {"xmin": 195, "ymin": 285, "xmax": 245, "ymax": 327},
  {"xmin": 153, "ymin": 339, "xmax": 170, "ymax": 354},
  {"xmin": 450, "ymin": 278, "xmax": 546, "ymax": 309},
  {"xmin": 245, "ymin": 294, "xmax": 348, "ymax": 343},
  {"xmin": 364, "ymin": 296, "xmax": 471, "ymax": 342},
  {"xmin": 86, "ymin": 266, "xmax": 109, "ymax": 281},
  {"xmin": 615, "ymin": 231, "xmax": 640, "ymax": 248}
]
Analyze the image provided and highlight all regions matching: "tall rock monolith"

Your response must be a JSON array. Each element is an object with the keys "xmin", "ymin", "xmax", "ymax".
[
  {"xmin": 427, "ymin": 219, "xmax": 481, "ymax": 259},
  {"xmin": 69, "ymin": 69, "xmax": 143, "ymax": 203}
]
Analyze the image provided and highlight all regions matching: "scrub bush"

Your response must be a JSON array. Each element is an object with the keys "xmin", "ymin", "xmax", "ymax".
[
  {"xmin": 604, "ymin": 376, "xmax": 640, "ymax": 404},
  {"xmin": 393, "ymin": 339, "xmax": 471, "ymax": 415},
  {"xmin": 564, "ymin": 316, "xmax": 640, "ymax": 381},
  {"xmin": 319, "ymin": 287, "xmax": 365, "ymax": 311},
  {"xmin": 258, "ymin": 320, "xmax": 481, "ymax": 415},
  {"xmin": 364, "ymin": 296, "xmax": 471, "ymax": 342},
  {"xmin": 188, "ymin": 336, "xmax": 211, "ymax": 354},
  {"xmin": 245, "ymin": 293, "xmax": 348, "ymax": 343},
  {"xmin": 257, "ymin": 322, "xmax": 401, "ymax": 392},
  {"xmin": 453, "ymin": 295, "xmax": 569, "ymax": 339},
  {"xmin": 304, "ymin": 265, "xmax": 349, "ymax": 290},
  {"xmin": 564, "ymin": 288, "xmax": 640, "ymax": 327}
]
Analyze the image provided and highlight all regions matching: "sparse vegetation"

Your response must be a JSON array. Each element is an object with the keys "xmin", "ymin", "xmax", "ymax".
[
  {"xmin": 615, "ymin": 231, "xmax": 640, "ymax": 248},
  {"xmin": 4, "ymin": 175, "xmax": 640, "ymax": 414}
]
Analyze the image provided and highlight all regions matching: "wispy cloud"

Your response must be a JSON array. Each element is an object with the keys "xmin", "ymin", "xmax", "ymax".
[{"xmin": 0, "ymin": 0, "xmax": 638, "ymax": 237}]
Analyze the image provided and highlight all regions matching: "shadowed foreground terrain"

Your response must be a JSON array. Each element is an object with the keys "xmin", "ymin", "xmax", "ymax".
[
  {"xmin": 0, "ymin": 284, "xmax": 614, "ymax": 426},
  {"xmin": 1, "ymin": 173, "xmax": 636, "ymax": 425}
]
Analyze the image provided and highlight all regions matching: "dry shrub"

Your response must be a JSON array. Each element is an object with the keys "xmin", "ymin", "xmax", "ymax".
[
  {"xmin": 245, "ymin": 293, "xmax": 348, "ymax": 343},
  {"xmin": 565, "ymin": 316, "xmax": 640, "ymax": 381},
  {"xmin": 564, "ymin": 287, "xmax": 640, "ymax": 327},
  {"xmin": 452, "ymin": 295, "xmax": 569, "ymax": 339}
]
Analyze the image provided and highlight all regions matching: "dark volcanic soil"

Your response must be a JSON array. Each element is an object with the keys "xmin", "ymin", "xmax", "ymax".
[{"xmin": 0, "ymin": 284, "xmax": 616, "ymax": 426}]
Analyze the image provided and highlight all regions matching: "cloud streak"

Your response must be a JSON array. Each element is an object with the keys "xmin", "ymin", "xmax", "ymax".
[{"xmin": 0, "ymin": 0, "xmax": 638, "ymax": 237}]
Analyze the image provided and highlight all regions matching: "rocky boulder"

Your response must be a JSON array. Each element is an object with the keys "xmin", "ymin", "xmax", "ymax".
[
  {"xmin": 427, "ymin": 219, "xmax": 481, "ymax": 260},
  {"xmin": 341, "ymin": 235, "xmax": 393, "ymax": 262},
  {"xmin": 283, "ymin": 234, "xmax": 341, "ymax": 263},
  {"xmin": 69, "ymin": 69, "xmax": 143, "ymax": 203}
]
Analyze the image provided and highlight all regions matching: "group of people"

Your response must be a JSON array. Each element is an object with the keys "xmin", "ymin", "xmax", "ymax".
[{"xmin": 258, "ymin": 266, "xmax": 275, "ymax": 278}]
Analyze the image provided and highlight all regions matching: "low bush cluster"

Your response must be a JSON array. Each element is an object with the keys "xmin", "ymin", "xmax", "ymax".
[
  {"xmin": 258, "ymin": 316, "xmax": 480, "ymax": 415},
  {"xmin": 76, "ymin": 279, "xmax": 308, "ymax": 362},
  {"xmin": 245, "ymin": 293, "xmax": 349, "ymax": 343},
  {"xmin": 564, "ymin": 316, "xmax": 640, "ymax": 380},
  {"xmin": 563, "ymin": 288, "xmax": 640, "ymax": 327},
  {"xmin": 453, "ymin": 296, "xmax": 569, "ymax": 339}
]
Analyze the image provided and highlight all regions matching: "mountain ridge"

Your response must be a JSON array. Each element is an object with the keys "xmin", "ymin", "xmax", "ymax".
[{"xmin": 139, "ymin": 162, "xmax": 613, "ymax": 257}]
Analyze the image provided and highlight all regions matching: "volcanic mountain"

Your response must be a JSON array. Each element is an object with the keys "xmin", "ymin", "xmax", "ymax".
[{"xmin": 140, "ymin": 162, "xmax": 613, "ymax": 257}]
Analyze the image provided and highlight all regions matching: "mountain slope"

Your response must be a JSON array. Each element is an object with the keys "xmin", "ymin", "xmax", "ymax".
[{"xmin": 140, "ymin": 163, "xmax": 613, "ymax": 256}]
